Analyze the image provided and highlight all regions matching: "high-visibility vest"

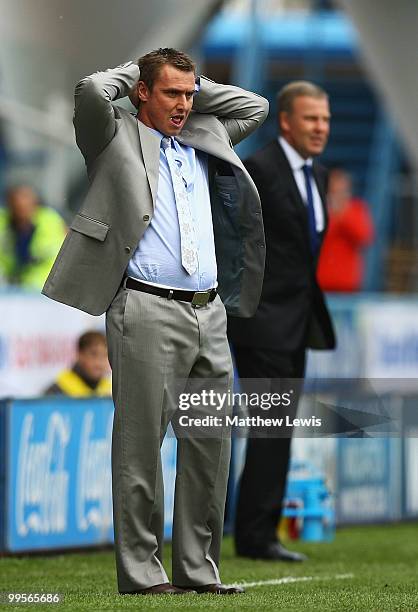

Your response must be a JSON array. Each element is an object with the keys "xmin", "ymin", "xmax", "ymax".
[
  {"xmin": 55, "ymin": 369, "xmax": 112, "ymax": 397},
  {"xmin": 0, "ymin": 206, "xmax": 67, "ymax": 288}
]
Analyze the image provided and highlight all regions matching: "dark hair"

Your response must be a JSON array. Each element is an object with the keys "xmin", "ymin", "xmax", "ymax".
[
  {"xmin": 277, "ymin": 81, "xmax": 328, "ymax": 115},
  {"xmin": 136, "ymin": 47, "xmax": 195, "ymax": 90},
  {"xmin": 78, "ymin": 331, "xmax": 107, "ymax": 352}
]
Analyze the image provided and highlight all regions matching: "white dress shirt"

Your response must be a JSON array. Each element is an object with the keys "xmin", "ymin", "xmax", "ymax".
[{"xmin": 279, "ymin": 136, "xmax": 324, "ymax": 232}]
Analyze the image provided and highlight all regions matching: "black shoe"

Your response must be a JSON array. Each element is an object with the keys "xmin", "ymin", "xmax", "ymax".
[
  {"xmin": 237, "ymin": 542, "xmax": 307, "ymax": 562},
  {"xmin": 177, "ymin": 583, "xmax": 245, "ymax": 594},
  {"xmin": 120, "ymin": 583, "xmax": 196, "ymax": 595}
]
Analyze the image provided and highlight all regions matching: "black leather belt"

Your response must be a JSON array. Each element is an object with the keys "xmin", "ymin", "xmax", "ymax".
[{"xmin": 125, "ymin": 277, "xmax": 217, "ymax": 307}]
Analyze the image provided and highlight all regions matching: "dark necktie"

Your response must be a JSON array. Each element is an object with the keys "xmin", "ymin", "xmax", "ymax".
[{"xmin": 302, "ymin": 164, "xmax": 320, "ymax": 255}]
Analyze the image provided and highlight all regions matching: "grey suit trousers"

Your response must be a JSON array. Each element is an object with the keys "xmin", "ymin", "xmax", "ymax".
[{"xmin": 105, "ymin": 284, "xmax": 233, "ymax": 591}]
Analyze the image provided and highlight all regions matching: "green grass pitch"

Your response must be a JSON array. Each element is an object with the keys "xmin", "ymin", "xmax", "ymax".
[{"xmin": 1, "ymin": 523, "xmax": 417, "ymax": 611}]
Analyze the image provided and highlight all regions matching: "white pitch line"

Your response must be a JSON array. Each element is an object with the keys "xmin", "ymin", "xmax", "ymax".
[{"xmin": 228, "ymin": 573, "xmax": 354, "ymax": 589}]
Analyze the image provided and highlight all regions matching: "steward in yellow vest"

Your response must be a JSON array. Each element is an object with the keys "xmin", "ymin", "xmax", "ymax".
[
  {"xmin": 0, "ymin": 185, "xmax": 66, "ymax": 289},
  {"xmin": 44, "ymin": 331, "xmax": 111, "ymax": 397},
  {"xmin": 50, "ymin": 367, "xmax": 111, "ymax": 397}
]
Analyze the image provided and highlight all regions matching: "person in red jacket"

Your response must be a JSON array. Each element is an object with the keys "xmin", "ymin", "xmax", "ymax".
[{"xmin": 317, "ymin": 168, "xmax": 374, "ymax": 292}]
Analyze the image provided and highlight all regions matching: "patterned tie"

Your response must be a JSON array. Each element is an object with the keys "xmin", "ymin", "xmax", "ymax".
[
  {"xmin": 302, "ymin": 164, "xmax": 320, "ymax": 255},
  {"xmin": 161, "ymin": 137, "xmax": 198, "ymax": 275}
]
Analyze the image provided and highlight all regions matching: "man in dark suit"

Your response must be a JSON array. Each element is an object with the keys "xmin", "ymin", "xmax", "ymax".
[{"xmin": 228, "ymin": 81, "xmax": 336, "ymax": 561}]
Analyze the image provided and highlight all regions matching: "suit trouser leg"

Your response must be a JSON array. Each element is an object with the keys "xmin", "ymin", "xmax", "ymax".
[
  {"xmin": 232, "ymin": 345, "xmax": 305, "ymax": 553},
  {"xmin": 106, "ymin": 287, "xmax": 232, "ymax": 591},
  {"xmin": 171, "ymin": 295, "xmax": 233, "ymax": 586}
]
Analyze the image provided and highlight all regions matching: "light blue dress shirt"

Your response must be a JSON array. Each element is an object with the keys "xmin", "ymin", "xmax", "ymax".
[
  {"xmin": 279, "ymin": 136, "xmax": 324, "ymax": 231},
  {"xmin": 126, "ymin": 124, "xmax": 217, "ymax": 291}
]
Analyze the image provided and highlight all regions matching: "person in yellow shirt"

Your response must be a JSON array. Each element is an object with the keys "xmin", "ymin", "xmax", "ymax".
[
  {"xmin": 45, "ymin": 331, "xmax": 111, "ymax": 397},
  {"xmin": 0, "ymin": 184, "xmax": 67, "ymax": 289}
]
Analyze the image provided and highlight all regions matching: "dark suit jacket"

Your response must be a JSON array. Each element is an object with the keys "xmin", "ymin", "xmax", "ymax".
[{"xmin": 227, "ymin": 139, "xmax": 336, "ymax": 352}]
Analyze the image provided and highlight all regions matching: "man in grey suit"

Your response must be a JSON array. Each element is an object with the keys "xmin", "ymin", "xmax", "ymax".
[{"xmin": 43, "ymin": 48, "xmax": 268, "ymax": 595}]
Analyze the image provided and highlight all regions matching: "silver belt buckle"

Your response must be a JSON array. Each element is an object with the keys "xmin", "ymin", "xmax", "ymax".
[{"xmin": 191, "ymin": 290, "xmax": 210, "ymax": 308}]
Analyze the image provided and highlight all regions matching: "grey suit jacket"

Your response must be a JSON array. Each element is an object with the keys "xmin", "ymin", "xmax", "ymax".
[{"xmin": 42, "ymin": 62, "xmax": 268, "ymax": 317}]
